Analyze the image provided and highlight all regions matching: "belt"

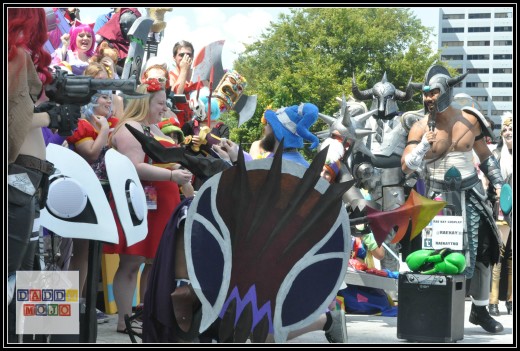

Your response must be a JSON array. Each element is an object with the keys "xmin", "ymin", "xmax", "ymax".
[
  {"xmin": 427, "ymin": 172, "xmax": 480, "ymax": 192},
  {"xmin": 14, "ymin": 154, "xmax": 55, "ymax": 175}
]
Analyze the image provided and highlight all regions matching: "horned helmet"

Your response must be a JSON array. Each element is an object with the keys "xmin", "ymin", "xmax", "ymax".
[
  {"xmin": 416, "ymin": 64, "xmax": 468, "ymax": 113},
  {"xmin": 352, "ymin": 72, "xmax": 414, "ymax": 119}
]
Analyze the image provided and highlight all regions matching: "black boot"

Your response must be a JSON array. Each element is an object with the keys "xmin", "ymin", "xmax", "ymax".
[
  {"xmin": 469, "ymin": 303, "xmax": 504, "ymax": 333},
  {"xmin": 505, "ymin": 301, "xmax": 512, "ymax": 315},
  {"xmin": 488, "ymin": 304, "xmax": 500, "ymax": 316}
]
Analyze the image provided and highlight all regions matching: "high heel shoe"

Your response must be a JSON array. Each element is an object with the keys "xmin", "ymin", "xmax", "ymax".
[
  {"xmin": 505, "ymin": 301, "xmax": 512, "ymax": 315},
  {"xmin": 488, "ymin": 304, "xmax": 500, "ymax": 316}
]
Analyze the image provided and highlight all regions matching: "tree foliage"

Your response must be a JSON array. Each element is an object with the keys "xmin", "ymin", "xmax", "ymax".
[{"xmin": 230, "ymin": 8, "xmax": 440, "ymax": 153}]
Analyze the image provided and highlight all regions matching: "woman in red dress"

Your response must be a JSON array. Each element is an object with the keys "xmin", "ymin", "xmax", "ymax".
[{"xmin": 105, "ymin": 78, "xmax": 193, "ymax": 333}]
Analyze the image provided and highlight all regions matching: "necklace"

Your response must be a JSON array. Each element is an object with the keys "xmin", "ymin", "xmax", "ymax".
[{"xmin": 141, "ymin": 124, "xmax": 152, "ymax": 137}]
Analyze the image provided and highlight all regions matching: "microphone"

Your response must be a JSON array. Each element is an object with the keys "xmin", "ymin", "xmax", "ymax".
[
  {"xmin": 427, "ymin": 106, "xmax": 436, "ymax": 145},
  {"xmin": 428, "ymin": 120, "xmax": 435, "ymax": 132}
]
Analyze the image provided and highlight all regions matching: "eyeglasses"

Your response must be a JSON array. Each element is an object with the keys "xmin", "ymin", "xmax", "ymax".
[
  {"xmin": 178, "ymin": 52, "xmax": 193, "ymax": 58},
  {"xmin": 144, "ymin": 76, "xmax": 167, "ymax": 84}
]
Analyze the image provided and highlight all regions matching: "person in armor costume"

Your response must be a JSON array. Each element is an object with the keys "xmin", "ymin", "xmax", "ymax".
[
  {"xmin": 350, "ymin": 72, "xmax": 420, "ymax": 277},
  {"xmin": 402, "ymin": 64, "xmax": 504, "ymax": 333}
]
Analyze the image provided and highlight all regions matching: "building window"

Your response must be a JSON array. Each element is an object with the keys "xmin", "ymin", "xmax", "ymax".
[
  {"xmin": 442, "ymin": 41, "xmax": 464, "ymax": 47},
  {"xmin": 442, "ymin": 27, "xmax": 464, "ymax": 33},
  {"xmin": 493, "ymin": 68, "xmax": 512, "ymax": 74},
  {"xmin": 495, "ymin": 12, "xmax": 512, "ymax": 18},
  {"xmin": 441, "ymin": 55, "xmax": 464, "ymax": 61},
  {"xmin": 467, "ymin": 40, "xmax": 490, "ymax": 46},
  {"xmin": 492, "ymin": 110, "xmax": 511, "ymax": 116},
  {"xmin": 467, "ymin": 54, "xmax": 490, "ymax": 60},
  {"xmin": 492, "ymin": 96, "xmax": 512, "ymax": 102},
  {"xmin": 466, "ymin": 82, "xmax": 489, "ymax": 88},
  {"xmin": 492, "ymin": 82, "xmax": 512, "ymax": 88},
  {"xmin": 474, "ymin": 96, "xmax": 489, "ymax": 102},
  {"xmin": 468, "ymin": 13, "xmax": 491, "ymax": 19},
  {"xmin": 468, "ymin": 27, "xmax": 490, "ymax": 33},
  {"xmin": 494, "ymin": 40, "xmax": 512, "ymax": 46},
  {"xmin": 467, "ymin": 68, "xmax": 489, "ymax": 74},
  {"xmin": 495, "ymin": 26, "xmax": 512, "ymax": 32},
  {"xmin": 443, "ymin": 14, "xmax": 465, "ymax": 19},
  {"xmin": 493, "ymin": 54, "xmax": 513, "ymax": 60}
]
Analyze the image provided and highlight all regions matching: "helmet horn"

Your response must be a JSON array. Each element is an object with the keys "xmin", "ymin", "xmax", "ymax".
[
  {"xmin": 447, "ymin": 72, "xmax": 469, "ymax": 87},
  {"xmin": 352, "ymin": 74, "xmax": 374, "ymax": 101}
]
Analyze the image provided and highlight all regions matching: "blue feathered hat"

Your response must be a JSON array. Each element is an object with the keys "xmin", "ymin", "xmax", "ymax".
[{"xmin": 263, "ymin": 103, "xmax": 320, "ymax": 149}]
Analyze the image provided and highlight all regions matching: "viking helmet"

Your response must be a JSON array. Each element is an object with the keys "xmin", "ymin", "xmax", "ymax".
[
  {"xmin": 352, "ymin": 72, "xmax": 414, "ymax": 119},
  {"xmin": 419, "ymin": 64, "xmax": 468, "ymax": 113}
]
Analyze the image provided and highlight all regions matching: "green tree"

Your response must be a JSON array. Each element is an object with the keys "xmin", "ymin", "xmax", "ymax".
[{"xmin": 231, "ymin": 8, "xmax": 439, "ymax": 156}]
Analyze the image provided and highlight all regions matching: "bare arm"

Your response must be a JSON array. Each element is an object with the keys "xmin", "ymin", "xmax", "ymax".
[
  {"xmin": 113, "ymin": 121, "xmax": 192, "ymax": 184},
  {"xmin": 74, "ymin": 117, "xmax": 110, "ymax": 164},
  {"xmin": 370, "ymin": 246, "xmax": 385, "ymax": 261},
  {"xmin": 401, "ymin": 118, "xmax": 434, "ymax": 174},
  {"xmin": 173, "ymin": 55, "xmax": 192, "ymax": 94}
]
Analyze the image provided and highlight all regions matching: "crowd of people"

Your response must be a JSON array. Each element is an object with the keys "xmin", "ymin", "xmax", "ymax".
[{"xmin": 8, "ymin": 7, "xmax": 512, "ymax": 344}]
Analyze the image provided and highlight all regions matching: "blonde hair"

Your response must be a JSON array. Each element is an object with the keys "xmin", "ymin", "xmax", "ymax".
[
  {"xmin": 501, "ymin": 111, "xmax": 512, "ymax": 128},
  {"xmin": 110, "ymin": 83, "xmax": 164, "ymax": 145},
  {"xmin": 84, "ymin": 62, "xmax": 109, "ymax": 78}
]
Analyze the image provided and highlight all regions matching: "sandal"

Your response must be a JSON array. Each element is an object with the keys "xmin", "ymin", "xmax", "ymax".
[{"xmin": 123, "ymin": 314, "xmax": 143, "ymax": 343}]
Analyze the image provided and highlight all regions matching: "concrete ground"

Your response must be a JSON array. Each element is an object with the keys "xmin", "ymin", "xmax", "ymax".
[{"xmin": 95, "ymin": 300, "xmax": 514, "ymax": 345}]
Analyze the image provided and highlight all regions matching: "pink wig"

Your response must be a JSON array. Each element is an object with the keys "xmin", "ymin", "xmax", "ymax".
[{"xmin": 69, "ymin": 24, "xmax": 95, "ymax": 57}]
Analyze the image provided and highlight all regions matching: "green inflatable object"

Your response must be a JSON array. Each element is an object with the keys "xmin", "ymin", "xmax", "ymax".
[{"xmin": 406, "ymin": 248, "xmax": 466, "ymax": 274}]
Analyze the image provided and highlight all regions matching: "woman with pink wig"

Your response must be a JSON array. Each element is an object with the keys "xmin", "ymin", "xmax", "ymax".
[{"xmin": 52, "ymin": 23, "xmax": 95, "ymax": 75}]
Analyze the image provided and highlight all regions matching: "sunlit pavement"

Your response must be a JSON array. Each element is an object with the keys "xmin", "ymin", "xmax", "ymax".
[{"xmin": 95, "ymin": 300, "xmax": 514, "ymax": 344}]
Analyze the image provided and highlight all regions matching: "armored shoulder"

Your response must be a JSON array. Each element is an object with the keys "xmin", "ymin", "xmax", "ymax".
[
  {"xmin": 461, "ymin": 106, "xmax": 496, "ymax": 142},
  {"xmin": 400, "ymin": 109, "xmax": 425, "ymax": 133}
]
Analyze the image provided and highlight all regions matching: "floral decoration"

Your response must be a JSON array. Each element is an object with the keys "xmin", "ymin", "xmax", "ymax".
[{"xmin": 145, "ymin": 78, "xmax": 163, "ymax": 92}]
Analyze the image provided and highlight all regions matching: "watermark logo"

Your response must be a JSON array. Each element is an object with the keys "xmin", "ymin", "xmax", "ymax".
[{"xmin": 16, "ymin": 271, "xmax": 79, "ymax": 335}]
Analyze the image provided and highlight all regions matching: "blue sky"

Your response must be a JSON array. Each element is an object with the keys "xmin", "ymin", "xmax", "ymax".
[{"xmin": 77, "ymin": 7, "xmax": 439, "ymax": 71}]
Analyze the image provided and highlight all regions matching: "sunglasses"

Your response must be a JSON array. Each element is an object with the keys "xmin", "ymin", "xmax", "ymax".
[
  {"xmin": 178, "ymin": 52, "xmax": 193, "ymax": 58},
  {"xmin": 145, "ymin": 76, "xmax": 167, "ymax": 84}
]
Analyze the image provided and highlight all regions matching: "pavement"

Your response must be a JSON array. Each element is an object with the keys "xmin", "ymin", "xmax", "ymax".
[{"xmin": 95, "ymin": 300, "xmax": 515, "ymax": 345}]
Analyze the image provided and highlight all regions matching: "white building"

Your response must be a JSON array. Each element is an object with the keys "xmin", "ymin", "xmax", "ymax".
[{"xmin": 438, "ymin": 7, "xmax": 513, "ymax": 135}]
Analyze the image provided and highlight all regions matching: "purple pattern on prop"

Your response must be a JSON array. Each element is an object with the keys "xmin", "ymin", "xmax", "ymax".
[{"xmin": 220, "ymin": 285, "xmax": 273, "ymax": 333}]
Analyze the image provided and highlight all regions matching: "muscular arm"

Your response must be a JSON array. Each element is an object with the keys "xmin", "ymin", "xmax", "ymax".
[
  {"xmin": 473, "ymin": 136, "xmax": 493, "ymax": 163},
  {"xmin": 401, "ymin": 118, "xmax": 432, "ymax": 174}
]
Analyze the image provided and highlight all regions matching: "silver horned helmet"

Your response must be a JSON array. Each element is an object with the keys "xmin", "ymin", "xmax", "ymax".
[
  {"xmin": 352, "ymin": 72, "xmax": 414, "ymax": 119},
  {"xmin": 415, "ymin": 64, "xmax": 468, "ymax": 113}
]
